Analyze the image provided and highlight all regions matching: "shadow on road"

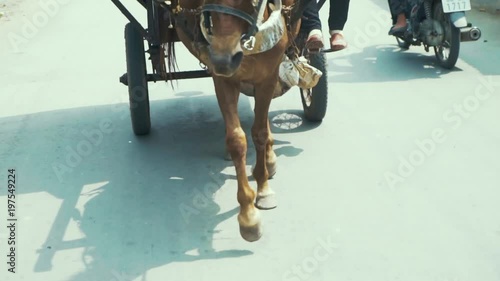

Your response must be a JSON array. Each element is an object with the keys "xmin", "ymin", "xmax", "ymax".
[
  {"xmin": 269, "ymin": 109, "xmax": 323, "ymax": 134},
  {"xmin": 0, "ymin": 92, "xmax": 306, "ymax": 280},
  {"xmin": 328, "ymin": 45, "xmax": 458, "ymax": 83}
]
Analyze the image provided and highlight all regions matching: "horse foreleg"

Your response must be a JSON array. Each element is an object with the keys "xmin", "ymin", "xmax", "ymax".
[
  {"xmin": 252, "ymin": 78, "xmax": 278, "ymax": 210},
  {"xmin": 266, "ymin": 119, "xmax": 277, "ymax": 178},
  {"xmin": 213, "ymin": 77, "xmax": 262, "ymax": 242}
]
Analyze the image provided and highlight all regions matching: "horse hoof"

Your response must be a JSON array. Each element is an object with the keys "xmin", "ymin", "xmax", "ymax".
[
  {"xmin": 239, "ymin": 222, "xmax": 263, "ymax": 242},
  {"xmin": 256, "ymin": 193, "xmax": 277, "ymax": 210}
]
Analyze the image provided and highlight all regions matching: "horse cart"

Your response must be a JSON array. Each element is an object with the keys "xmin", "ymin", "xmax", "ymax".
[{"xmin": 110, "ymin": 0, "xmax": 329, "ymax": 136}]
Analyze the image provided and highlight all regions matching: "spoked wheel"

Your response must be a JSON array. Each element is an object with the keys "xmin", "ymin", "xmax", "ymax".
[
  {"xmin": 125, "ymin": 23, "xmax": 151, "ymax": 135},
  {"xmin": 432, "ymin": 1, "xmax": 460, "ymax": 69},
  {"xmin": 300, "ymin": 51, "xmax": 328, "ymax": 122}
]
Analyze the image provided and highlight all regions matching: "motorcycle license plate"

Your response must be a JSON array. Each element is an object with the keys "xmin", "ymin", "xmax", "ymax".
[{"xmin": 442, "ymin": 0, "xmax": 471, "ymax": 13}]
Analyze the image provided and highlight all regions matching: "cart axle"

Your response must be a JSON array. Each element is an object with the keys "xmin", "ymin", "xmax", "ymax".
[{"xmin": 119, "ymin": 70, "xmax": 211, "ymax": 85}]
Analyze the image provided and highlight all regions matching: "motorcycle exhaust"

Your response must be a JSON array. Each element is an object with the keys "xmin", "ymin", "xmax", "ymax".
[{"xmin": 461, "ymin": 27, "xmax": 482, "ymax": 42}]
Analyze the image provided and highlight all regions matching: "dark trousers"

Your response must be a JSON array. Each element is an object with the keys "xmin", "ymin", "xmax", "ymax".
[
  {"xmin": 301, "ymin": 0, "xmax": 322, "ymax": 32},
  {"xmin": 329, "ymin": 0, "xmax": 350, "ymax": 31},
  {"xmin": 388, "ymin": 0, "xmax": 407, "ymax": 18}
]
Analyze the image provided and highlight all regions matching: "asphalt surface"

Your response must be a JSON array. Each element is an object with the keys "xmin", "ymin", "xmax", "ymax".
[{"xmin": 0, "ymin": 0, "xmax": 499, "ymax": 281}]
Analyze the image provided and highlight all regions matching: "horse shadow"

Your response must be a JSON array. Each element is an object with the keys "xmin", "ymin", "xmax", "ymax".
[
  {"xmin": 35, "ymin": 95, "xmax": 253, "ymax": 280},
  {"xmin": 0, "ymin": 92, "xmax": 304, "ymax": 281}
]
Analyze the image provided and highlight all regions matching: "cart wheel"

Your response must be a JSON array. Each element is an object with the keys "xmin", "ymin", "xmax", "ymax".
[
  {"xmin": 300, "ymin": 52, "xmax": 328, "ymax": 122},
  {"xmin": 125, "ymin": 23, "xmax": 151, "ymax": 135}
]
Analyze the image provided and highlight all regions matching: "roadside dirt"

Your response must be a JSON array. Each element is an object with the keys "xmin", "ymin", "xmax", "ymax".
[
  {"xmin": 0, "ymin": 0, "xmax": 40, "ymax": 23},
  {"xmin": 0, "ymin": 0, "xmax": 22, "ymax": 22}
]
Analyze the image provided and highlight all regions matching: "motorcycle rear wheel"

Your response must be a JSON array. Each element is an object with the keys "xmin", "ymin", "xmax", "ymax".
[{"xmin": 432, "ymin": 1, "xmax": 460, "ymax": 69}]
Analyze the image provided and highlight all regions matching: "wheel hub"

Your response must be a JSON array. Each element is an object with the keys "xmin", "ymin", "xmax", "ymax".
[{"xmin": 419, "ymin": 19, "xmax": 444, "ymax": 46}]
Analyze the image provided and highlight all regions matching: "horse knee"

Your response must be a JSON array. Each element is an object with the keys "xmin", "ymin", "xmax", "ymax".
[
  {"xmin": 252, "ymin": 127, "xmax": 269, "ymax": 151},
  {"xmin": 226, "ymin": 127, "xmax": 247, "ymax": 159}
]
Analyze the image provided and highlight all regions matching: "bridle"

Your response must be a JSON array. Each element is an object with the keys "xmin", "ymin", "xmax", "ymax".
[{"xmin": 200, "ymin": 0, "xmax": 268, "ymax": 50}]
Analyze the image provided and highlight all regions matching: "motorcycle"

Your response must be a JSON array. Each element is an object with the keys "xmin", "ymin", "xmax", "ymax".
[{"xmin": 390, "ymin": 0, "xmax": 482, "ymax": 69}]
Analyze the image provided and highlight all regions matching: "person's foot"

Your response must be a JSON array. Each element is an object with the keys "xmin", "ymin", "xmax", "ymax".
[
  {"xmin": 388, "ymin": 24, "xmax": 407, "ymax": 35},
  {"xmin": 329, "ymin": 32, "xmax": 347, "ymax": 51},
  {"xmin": 305, "ymin": 29, "xmax": 324, "ymax": 53},
  {"xmin": 388, "ymin": 14, "xmax": 408, "ymax": 35}
]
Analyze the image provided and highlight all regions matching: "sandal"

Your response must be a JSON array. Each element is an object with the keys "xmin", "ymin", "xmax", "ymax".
[
  {"xmin": 324, "ymin": 32, "xmax": 347, "ymax": 53},
  {"xmin": 388, "ymin": 24, "xmax": 408, "ymax": 36},
  {"xmin": 305, "ymin": 29, "xmax": 324, "ymax": 54}
]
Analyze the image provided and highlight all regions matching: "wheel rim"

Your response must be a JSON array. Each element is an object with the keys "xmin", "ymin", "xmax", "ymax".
[
  {"xmin": 301, "ymin": 88, "xmax": 313, "ymax": 107},
  {"xmin": 299, "ymin": 48, "xmax": 314, "ymax": 107},
  {"xmin": 434, "ymin": 6, "xmax": 452, "ymax": 62}
]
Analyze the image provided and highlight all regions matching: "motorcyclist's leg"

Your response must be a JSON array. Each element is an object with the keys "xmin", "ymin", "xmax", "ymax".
[
  {"xmin": 388, "ymin": 0, "xmax": 406, "ymax": 15},
  {"xmin": 388, "ymin": 0, "xmax": 407, "ymax": 34}
]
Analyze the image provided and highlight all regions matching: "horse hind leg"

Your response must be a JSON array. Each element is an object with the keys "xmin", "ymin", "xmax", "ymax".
[
  {"xmin": 252, "ymin": 80, "xmax": 278, "ymax": 210},
  {"xmin": 213, "ymin": 77, "xmax": 263, "ymax": 242},
  {"xmin": 250, "ymin": 120, "xmax": 277, "ymax": 177}
]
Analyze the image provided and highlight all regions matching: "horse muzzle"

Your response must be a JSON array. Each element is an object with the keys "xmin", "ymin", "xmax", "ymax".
[{"xmin": 208, "ymin": 47, "xmax": 244, "ymax": 77}]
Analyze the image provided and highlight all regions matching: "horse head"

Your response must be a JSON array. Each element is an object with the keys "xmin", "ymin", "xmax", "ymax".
[{"xmin": 200, "ymin": 0, "xmax": 264, "ymax": 77}]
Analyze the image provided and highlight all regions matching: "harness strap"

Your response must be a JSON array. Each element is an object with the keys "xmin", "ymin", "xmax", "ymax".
[
  {"xmin": 201, "ymin": 4, "xmax": 256, "ymax": 26},
  {"xmin": 245, "ymin": 0, "xmax": 266, "ymax": 39}
]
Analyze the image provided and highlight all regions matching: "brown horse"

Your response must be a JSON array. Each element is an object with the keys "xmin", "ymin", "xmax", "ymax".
[{"xmin": 170, "ymin": 0, "xmax": 312, "ymax": 242}]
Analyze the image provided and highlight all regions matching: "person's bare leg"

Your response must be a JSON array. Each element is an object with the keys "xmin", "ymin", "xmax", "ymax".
[{"xmin": 394, "ymin": 13, "xmax": 407, "ymax": 29}]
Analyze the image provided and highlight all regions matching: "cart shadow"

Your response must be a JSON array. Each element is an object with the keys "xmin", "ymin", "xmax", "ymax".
[{"xmin": 0, "ymin": 93, "xmax": 303, "ymax": 280}]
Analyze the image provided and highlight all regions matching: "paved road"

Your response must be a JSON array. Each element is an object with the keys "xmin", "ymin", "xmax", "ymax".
[{"xmin": 1, "ymin": 1, "xmax": 499, "ymax": 281}]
